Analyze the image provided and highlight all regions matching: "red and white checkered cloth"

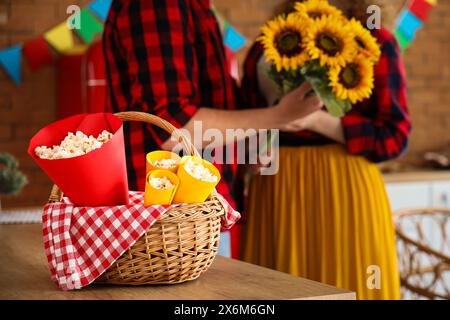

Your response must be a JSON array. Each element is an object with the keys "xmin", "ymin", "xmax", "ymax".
[{"xmin": 42, "ymin": 191, "xmax": 240, "ymax": 290}]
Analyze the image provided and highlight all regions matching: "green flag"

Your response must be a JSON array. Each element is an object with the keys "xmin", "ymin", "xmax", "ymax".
[
  {"xmin": 394, "ymin": 28, "xmax": 412, "ymax": 51},
  {"xmin": 75, "ymin": 8, "xmax": 104, "ymax": 44}
]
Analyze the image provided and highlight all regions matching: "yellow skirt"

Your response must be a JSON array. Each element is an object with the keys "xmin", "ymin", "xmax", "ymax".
[{"xmin": 241, "ymin": 144, "xmax": 401, "ymax": 300}]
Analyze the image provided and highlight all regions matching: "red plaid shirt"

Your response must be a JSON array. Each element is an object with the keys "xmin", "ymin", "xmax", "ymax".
[
  {"xmin": 103, "ymin": 0, "xmax": 238, "ymax": 206},
  {"xmin": 241, "ymin": 28, "xmax": 411, "ymax": 163}
]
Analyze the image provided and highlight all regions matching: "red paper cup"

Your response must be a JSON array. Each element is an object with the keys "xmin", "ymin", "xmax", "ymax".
[{"xmin": 28, "ymin": 113, "xmax": 129, "ymax": 206}]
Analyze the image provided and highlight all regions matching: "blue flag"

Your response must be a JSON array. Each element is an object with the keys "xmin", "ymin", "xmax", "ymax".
[
  {"xmin": 0, "ymin": 45, "xmax": 22, "ymax": 85},
  {"xmin": 224, "ymin": 26, "xmax": 247, "ymax": 52},
  {"xmin": 397, "ymin": 10, "xmax": 423, "ymax": 40},
  {"xmin": 88, "ymin": 0, "xmax": 112, "ymax": 21}
]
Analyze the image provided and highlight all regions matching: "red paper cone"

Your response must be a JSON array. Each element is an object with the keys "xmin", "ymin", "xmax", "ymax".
[{"xmin": 28, "ymin": 113, "xmax": 129, "ymax": 206}]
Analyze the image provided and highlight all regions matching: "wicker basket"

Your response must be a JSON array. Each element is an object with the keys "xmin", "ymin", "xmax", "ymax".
[{"xmin": 47, "ymin": 111, "xmax": 226, "ymax": 285}]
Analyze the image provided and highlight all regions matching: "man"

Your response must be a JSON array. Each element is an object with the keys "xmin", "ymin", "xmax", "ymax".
[{"xmin": 103, "ymin": 0, "xmax": 321, "ymax": 256}]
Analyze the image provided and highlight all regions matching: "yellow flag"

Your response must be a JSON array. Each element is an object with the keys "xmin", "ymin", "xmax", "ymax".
[
  {"xmin": 425, "ymin": 0, "xmax": 437, "ymax": 6},
  {"xmin": 44, "ymin": 23, "xmax": 74, "ymax": 53}
]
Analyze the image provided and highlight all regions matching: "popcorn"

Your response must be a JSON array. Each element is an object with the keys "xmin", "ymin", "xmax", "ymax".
[
  {"xmin": 183, "ymin": 158, "xmax": 218, "ymax": 183},
  {"xmin": 35, "ymin": 130, "xmax": 113, "ymax": 160},
  {"xmin": 150, "ymin": 158, "xmax": 179, "ymax": 169},
  {"xmin": 149, "ymin": 176, "xmax": 174, "ymax": 190}
]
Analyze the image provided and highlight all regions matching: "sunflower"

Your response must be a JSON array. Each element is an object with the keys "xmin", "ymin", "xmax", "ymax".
[
  {"xmin": 329, "ymin": 56, "xmax": 374, "ymax": 104},
  {"xmin": 295, "ymin": 0, "xmax": 344, "ymax": 20},
  {"xmin": 304, "ymin": 15, "xmax": 356, "ymax": 68},
  {"xmin": 258, "ymin": 13, "xmax": 311, "ymax": 71},
  {"xmin": 347, "ymin": 18, "xmax": 381, "ymax": 63}
]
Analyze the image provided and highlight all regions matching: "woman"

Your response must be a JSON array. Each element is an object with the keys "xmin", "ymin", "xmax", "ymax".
[{"xmin": 240, "ymin": 0, "xmax": 410, "ymax": 300}]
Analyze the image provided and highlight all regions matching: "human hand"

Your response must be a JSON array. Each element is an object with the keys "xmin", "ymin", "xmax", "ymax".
[
  {"xmin": 282, "ymin": 110, "xmax": 346, "ymax": 144},
  {"xmin": 274, "ymin": 82, "xmax": 323, "ymax": 127},
  {"xmin": 281, "ymin": 110, "xmax": 323, "ymax": 132}
]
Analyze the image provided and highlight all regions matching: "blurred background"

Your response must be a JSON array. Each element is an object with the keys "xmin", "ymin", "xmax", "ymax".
[
  {"xmin": 0, "ymin": 0, "xmax": 448, "ymax": 299},
  {"xmin": 0, "ymin": 0, "xmax": 449, "ymax": 208}
]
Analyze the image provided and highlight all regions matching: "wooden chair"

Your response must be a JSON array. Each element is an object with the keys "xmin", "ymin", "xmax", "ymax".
[{"xmin": 394, "ymin": 208, "xmax": 450, "ymax": 300}]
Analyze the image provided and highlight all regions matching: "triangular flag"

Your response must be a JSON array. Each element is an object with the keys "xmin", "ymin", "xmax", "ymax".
[
  {"xmin": 23, "ymin": 36, "xmax": 53, "ymax": 72},
  {"xmin": 0, "ymin": 45, "xmax": 22, "ymax": 85},
  {"xmin": 224, "ymin": 26, "xmax": 247, "ymax": 52},
  {"xmin": 396, "ymin": 10, "xmax": 423, "ymax": 40},
  {"xmin": 44, "ymin": 22, "xmax": 74, "ymax": 53},
  {"xmin": 425, "ymin": 0, "xmax": 437, "ymax": 5},
  {"xmin": 74, "ymin": 8, "xmax": 104, "ymax": 44},
  {"xmin": 394, "ymin": 29, "xmax": 412, "ymax": 51},
  {"xmin": 88, "ymin": 0, "xmax": 112, "ymax": 21},
  {"xmin": 408, "ymin": 0, "xmax": 433, "ymax": 21}
]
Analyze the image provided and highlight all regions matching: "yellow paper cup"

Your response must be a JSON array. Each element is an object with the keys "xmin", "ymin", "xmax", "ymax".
[
  {"xmin": 146, "ymin": 151, "xmax": 181, "ymax": 175},
  {"xmin": 144, "ymin": 170, "xmax": 180, "ymax": 206},
  {"xmin": 173, "ymin": 156, "xmax": 221, "ymax": 204}
]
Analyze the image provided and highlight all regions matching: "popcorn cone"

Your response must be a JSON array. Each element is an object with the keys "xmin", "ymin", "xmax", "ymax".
[
  {"xmin": 146, "ymin": 150, "xmax": 181, "ymax": 175},
  {"xmin": 28, "ymin": 113, "xmax": 129, "ymax": 206},
  {"xmin": 144, "ymin": 170, "xmax": 179, "ymax": 206},
  {"xmin": 173, "ymin": 156, "xmax": 220, "ymax": 204}
]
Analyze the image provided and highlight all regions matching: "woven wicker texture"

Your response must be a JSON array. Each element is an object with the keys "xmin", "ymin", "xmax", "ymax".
[
  {"xmin": 48, "ymin": 111, "xmax": 225, "ymax": 285},
  {"xmin": 395, "ymin": 208, "xmax": 450, "ymax": 300}
]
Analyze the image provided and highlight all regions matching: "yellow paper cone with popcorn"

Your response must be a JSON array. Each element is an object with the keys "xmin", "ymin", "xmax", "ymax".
[
  {"xmin": 146, "ymin": 150, "xmax": 181, "ymax": 175},
  {"xmin": 173, "ymin": 156, "xmax": 221, "ymax": 204},
  {"xmin": 144, "ymin": 170, "xmax": 179, "ymax": 206}
]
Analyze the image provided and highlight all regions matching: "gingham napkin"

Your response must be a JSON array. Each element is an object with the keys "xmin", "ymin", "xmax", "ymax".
[{"xmin": 42, "ymin": 191, "xmax": 240, "ymax": 290}]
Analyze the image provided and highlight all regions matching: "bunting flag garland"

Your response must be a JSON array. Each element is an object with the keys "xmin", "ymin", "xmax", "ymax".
[
  {"xmin": 394, "ymin": 29, "xmax": 412, "ymax": 50},
  {"xmin": 0, "ymin": 0, "xmax": 441, "ymax": 85},
  {"xmin": 394, "ymin": 0, "xmax": 438, "ymax": 51},
  {"xmin": 0, "ymin": 1, "xmax": 244, "ymax": 86},
  {"xmin": 212, "ymin": 7, "xmax": 247, "ymax": 53},
  {"xmin": 43, "ymin": 22, "xmax": 75, "ymax": 53},
  {"xmin": 397, "ymin": 10, "xmax": 423, "ymax": 40},
  {"xmin": 74, "ymin": 8, "xmax": 104, "ymax": 44},
  {"xmin": 88, "ymin": 0, "xmax": 112, "ymax": 21},
  {"xmin": 408, "ymin": 0, "xmax": 433, "ymax": 21},
  {"xmin": 0, "ymin": 45, "xmax": 22, "ymax": 85},
  {"xmin": 211, "ymin": 6, "xmax": 246, "ymax": 80},
  {"xmin": 22, "ymin": 37, "xmax": 53, "ymax": 71},
  {"xmin": 224, "ymin": 26, "xmax": 247, "ymax": 53}
]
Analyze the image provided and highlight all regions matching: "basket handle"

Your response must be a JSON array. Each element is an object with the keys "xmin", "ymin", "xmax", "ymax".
[{"xmin": 48, "ymin": 111, "xmax": 213, "ymax": 202}]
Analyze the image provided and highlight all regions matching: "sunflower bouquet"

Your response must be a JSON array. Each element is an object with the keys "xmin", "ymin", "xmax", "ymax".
[{"xmin": 259, "ymin": 0, "xmax": 381, "ymax": 117}]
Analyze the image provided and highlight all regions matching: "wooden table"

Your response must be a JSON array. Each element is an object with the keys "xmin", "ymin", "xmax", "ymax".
[
  {"xmin": 0, "ymin": 224, "xmax": 355, "ymax": 300},
  {"xmin": 383, "ymin": 170, "xmax": 450, "ymax": 183}
]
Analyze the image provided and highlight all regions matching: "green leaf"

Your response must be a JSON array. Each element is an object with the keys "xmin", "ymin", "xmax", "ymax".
[
  {"xmin": 319, "ymin": 93, "xmax": 351, "ymax": 117},
  {"xmin": 268, "ymin": 65, "xmax": 306, "ymax": 97},
  {"xmin": 303, "ymin": 73, "xmax": 352, "ymax": 118}
]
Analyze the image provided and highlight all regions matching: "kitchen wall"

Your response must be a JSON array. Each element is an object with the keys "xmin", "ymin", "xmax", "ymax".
[
  {"xmin": 1, "ymin": 0, "xmax": 449, "ymax": 208},
  {"xmin": 0, "ymin": 0, "xmax": 89, "ymax": 207}
]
